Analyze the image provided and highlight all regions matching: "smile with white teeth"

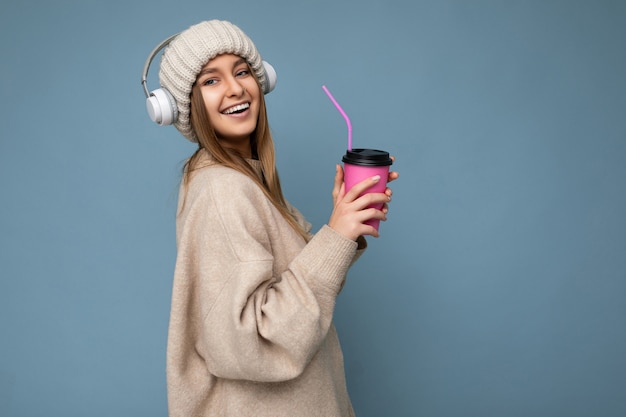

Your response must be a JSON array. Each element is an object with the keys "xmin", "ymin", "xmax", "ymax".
[{"xmin": 222, "ymin": 103, "xmax": 250, "ymax": 115}]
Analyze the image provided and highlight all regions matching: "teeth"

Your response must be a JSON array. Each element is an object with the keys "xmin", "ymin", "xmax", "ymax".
[{"xmin": 223, "ymin": 103, "xmax": 250, "ymax": 114}]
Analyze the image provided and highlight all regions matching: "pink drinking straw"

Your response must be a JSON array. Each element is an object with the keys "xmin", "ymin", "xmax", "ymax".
[{"xmin": 322, "ymin": 85, "xmax": 353, "ymax": 151}]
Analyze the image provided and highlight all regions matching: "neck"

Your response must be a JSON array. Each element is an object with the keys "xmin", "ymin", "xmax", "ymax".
[{"xmin": 220, "ymin": 137, "xmax": 253, "ymax": 159}]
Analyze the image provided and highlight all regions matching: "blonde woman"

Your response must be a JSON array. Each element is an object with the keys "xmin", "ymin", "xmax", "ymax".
[{"xmin": 146, "ymin": 19, "xmax": 398, "ymax": 416}]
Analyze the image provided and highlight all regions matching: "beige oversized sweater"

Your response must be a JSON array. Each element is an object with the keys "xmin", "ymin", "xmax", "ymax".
[{"xmin": 167, "ymin": 150, "xmax": 365, "ymax": 416}]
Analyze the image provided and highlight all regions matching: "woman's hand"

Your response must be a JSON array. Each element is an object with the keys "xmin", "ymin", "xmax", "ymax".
[{"xmin": 328, "ymin": 159, "xmax": 399, "ymax": 241}]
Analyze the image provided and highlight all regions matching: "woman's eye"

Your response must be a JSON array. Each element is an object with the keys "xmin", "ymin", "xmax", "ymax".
[
  {"xmin": 236, "ymin": 69, "xmax": 249, "ymax": 77},
  {"xmin": 202, "ymin": 78, "xmax": 217, "ymax": 86}
]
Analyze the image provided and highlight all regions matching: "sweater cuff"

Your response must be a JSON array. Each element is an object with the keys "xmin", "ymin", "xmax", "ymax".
[{"xmin": 293, "ymin": 225, "xmax": 358, "ymax": 295}]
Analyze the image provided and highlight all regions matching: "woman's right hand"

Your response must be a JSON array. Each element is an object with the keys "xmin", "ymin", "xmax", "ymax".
[{"xmin": 328, "ymin": 164, "xmax": 391, "ymax": 241}]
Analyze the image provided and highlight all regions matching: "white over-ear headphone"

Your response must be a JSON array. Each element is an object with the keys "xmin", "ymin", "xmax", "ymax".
[{"xmin": 140, "ymin": 33, "xmax": 278, "ymax": 126}]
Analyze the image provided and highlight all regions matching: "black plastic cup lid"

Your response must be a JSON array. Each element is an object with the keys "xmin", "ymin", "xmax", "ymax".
[{"xmin": 342, "ymin": 148, "xmax": 393, "ymax": 166}]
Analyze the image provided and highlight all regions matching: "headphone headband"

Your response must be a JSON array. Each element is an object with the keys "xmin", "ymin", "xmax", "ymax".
[{"xmin": 141, "ymin": 33, "xmax": 179, "ymax": 99}]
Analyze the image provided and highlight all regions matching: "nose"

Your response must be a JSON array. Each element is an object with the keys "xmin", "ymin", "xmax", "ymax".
[{"xmin": 224, "ymin": 75, "xmax": 245, "ymax": 97}]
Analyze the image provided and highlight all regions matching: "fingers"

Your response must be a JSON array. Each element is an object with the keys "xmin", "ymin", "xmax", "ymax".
[
  {"xmin": 387, "ymin": 170, "xmax": 399, "ymax": 183},
  {"xmin": 344, "ymin": 174, "xmax": 383, "ymax": 202},
  {"xmin": 388, "ymin": 156, "xmax": 399, "ymax": 183},
  {"xmin": 333, "ymin": 164, "xmax": 344, "ymax": 190},
  {"xmin": 353, "ymin": 193, "xmax": 390, "ymax": 212},
  {"xmin": 341, "ymin": 174, "xmax": 390, "ymax": 214},
  {"xmin": 330, "ymin": 207, "xmax": 385, "ymax": 241},
  {"xmin": 332, "ymin": 164, "xmax": 345, "ymax": 204}
]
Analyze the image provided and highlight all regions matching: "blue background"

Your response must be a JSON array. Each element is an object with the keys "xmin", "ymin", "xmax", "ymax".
[{"xmin": 1, "ymin": 1, "xmax": 625, "ymax": 416}]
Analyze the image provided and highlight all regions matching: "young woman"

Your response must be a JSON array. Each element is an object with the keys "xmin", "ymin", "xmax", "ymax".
[{"xmin": 150, "ymin": 19, "xmax": 398, "ymax": 416}]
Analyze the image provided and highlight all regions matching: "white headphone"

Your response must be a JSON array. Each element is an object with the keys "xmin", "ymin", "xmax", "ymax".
[{"xmin": 141, "ymin": 33, "xmax": 278, "ymax": 126}]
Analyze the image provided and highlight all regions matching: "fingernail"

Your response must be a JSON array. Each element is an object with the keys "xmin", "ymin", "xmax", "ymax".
[{"xmin": 372, "ymin": 175, "xmax": 380, "ymax": 181}]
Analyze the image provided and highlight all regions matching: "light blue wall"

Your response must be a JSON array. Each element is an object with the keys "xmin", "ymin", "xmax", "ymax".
[{"xmin": 1, "ymin": 1, "xmax": 625, "ymax": 416}]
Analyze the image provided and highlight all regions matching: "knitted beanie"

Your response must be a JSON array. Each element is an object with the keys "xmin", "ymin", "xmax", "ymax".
[{"xmin": 159, "ymin": 20, "xmax": 267, "ymax": 142}]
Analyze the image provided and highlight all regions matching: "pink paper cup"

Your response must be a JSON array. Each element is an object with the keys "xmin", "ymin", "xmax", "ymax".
[{"xmin": 342, "ymin": 148, "xmax": 393, "ymax": 231}]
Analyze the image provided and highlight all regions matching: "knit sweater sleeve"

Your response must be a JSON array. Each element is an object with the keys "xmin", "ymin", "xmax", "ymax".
[{"xmin": 172, "ymin": 166, "xmax": 359, "ymax": 383}]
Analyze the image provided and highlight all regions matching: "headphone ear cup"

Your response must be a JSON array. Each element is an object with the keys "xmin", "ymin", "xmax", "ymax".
[
  {"xmin": 146, "ymin": 88, "xmax": 178, "ymax": 125},
  {"xmin": 262, "ymin": 61, "xmax": 277, "ymax": 94}
]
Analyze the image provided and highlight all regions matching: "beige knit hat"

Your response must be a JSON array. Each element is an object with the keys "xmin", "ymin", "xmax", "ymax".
[{"xmin": 159, "ymin": 20, "xmax": 268, "ymax": 142}]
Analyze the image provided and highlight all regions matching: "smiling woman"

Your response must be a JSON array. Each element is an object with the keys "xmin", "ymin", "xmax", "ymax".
[
  {"xmin": 193, "ymin": 54, "xmax": 261, "ymax": 156},
  {"xmin": 142, "ymin": 19, "xmax": 398, "ymax": 417}
]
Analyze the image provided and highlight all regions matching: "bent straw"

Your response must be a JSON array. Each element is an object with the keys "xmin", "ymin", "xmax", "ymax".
[{"xmin": 322, "ymin": 85, "xmax": 352, "ymax": 151}]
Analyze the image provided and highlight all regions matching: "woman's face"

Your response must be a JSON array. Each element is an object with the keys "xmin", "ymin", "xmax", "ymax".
[{"xmin": 195, "ymin": 54, "xmax": 261, "ymax": 155}]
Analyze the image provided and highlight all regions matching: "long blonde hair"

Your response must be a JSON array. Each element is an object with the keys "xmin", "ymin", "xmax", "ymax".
[{"xmin": 181, "ymin": 73, "xmax": 309, "ymax": 242}]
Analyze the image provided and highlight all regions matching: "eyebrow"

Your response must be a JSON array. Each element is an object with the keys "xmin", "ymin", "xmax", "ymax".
[{"xmin": 198, "ymin": 57, "xmax": 248, "ymax": 77}]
